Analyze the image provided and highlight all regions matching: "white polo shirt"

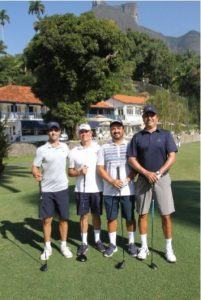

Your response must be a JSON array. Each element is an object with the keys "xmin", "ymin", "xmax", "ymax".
[
  {"xmin": 97, "ymin": 139, "xmax": 135, "ymax": 196},
  {"xmin": 69, "ymin": 141, "xmax": 103, "ymax": 193},
  {"xmin": 33, "ymin": 142, "xmax": 69, "ymax": 192}
]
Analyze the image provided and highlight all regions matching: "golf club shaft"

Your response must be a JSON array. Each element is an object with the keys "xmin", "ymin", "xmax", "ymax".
[
  {"xmin": 151, "ymin": 185, "xmax": 155, "ymax": 265},
  {"xmin": 117, "ymin": 166, "xmax": 125, "ymax": 261}
]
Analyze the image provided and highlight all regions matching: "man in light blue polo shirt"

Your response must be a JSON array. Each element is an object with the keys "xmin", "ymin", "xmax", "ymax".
[
  {"xmin": 128, "ymin": 105, "xmax": 177, "ymax": 263},
  {"xmin": 97, "ymin": 120, "xmax": 138, "ymax": 258},
  {"xmin": 32, "ymin": 122, "xmax": 73, "ymax": 261}
]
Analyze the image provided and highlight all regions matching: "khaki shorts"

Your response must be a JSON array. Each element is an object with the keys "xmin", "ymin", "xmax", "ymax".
[{"xmin": 135, "ymin": 174, "xmax": 175, "ymax": 215}]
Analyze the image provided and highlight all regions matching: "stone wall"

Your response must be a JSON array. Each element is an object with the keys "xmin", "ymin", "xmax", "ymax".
[{"xmin": 8, "ymin": 133, "xmax": 200, "ymax": 157}]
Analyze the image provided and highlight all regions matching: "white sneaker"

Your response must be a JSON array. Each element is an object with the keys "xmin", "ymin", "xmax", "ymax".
[
  {"xmin": 165, "ymin": 249, "xmax": 176, "ymax": 263},
  {"xmin": 61, "ymin": 245, "xmax": 73, "ymax": 258},
  {"xmin": 137, "ymin": 247, "xmax": 150, "ymax": 260},
  {"xmin": 40, "ymin": 248, "xmax": 52, "ymax": 261}
]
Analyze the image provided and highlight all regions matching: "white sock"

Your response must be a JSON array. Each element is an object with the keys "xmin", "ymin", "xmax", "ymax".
[
  {"xmin": 45, "ymin": 241, "xmax": 51, "ymax": 249},
  {"xmin": 165, "ymin": 238, "xmax": 172, "ymax": 251},
  {"xmin": 128, "ymin": 231, "xmax": 135, "ymax": 244},
  {"xmin": 61, "ymin": 240, "xmax": 67, "ymax": 248},
  {"xmin": 81, "ymin": 232, "xmax": 88, "ymax": 245},
  {"xmin": 141, "ymin": 234, "xmax": 148, "ymax": 249},
  {"xmin": 94, "ymin": 230, "xmax": 101, "ymax": 243},
  {"xmin": 109, "ymin": 232, "xmax": 117, "ymax": 246}
]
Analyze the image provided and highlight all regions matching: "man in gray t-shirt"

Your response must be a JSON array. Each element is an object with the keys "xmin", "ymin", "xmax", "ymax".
[{"xmin": 32, "ymin": 122, "xmax": 73, "ymax": 261}]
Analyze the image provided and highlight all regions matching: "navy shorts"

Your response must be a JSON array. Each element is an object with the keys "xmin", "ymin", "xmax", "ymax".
[
  {"xmin": 75, "ymin": 192, "xmax": 103, "ymax": 216},
  {"xmin": 104, "ymin": 195, "xmax": 135, "ymax": 221},
  {"xmin": 39, "ymin": 189, "xmax": 69, "ymax": 220}
]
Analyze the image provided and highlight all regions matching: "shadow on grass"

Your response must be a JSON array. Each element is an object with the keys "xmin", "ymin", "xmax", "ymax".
[
  {"xmin": 0, "ymin": 165, "xmax": 32, "ymax": 193},
  {"xmin": 0, "ymin": 220, "xmax": 43, "ymax": 265},
  {"xmin": 172, "ymin": 180, "xmax": 200, "ymax": 227}
]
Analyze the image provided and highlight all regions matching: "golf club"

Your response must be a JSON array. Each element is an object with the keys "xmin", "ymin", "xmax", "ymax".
[
  {"xmin": 38, "ymin": 180, "xmax": 48, "ymax": 272},
  {"xmin": 77, "ymin": 170, "xmax": 87, "ymax": 263},
  {"xmin": 115, "ymin": 166, "xmax": 125, "ymax": 270},
  {"xmin": 40, "ymin": 251, "xmax": 48, "ymax": 272},
  {"xmin": 149, "ymin": 184, "xmax": 158, "ymax": 270}
]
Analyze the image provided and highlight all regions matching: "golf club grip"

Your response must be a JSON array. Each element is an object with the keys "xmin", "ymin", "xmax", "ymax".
[
  {"xmin": 116, "ymin": 166, "xmax": 120, "ymax": 180},
  {"xmin": 83, "ymin": 174, "xmax": 86, "ymax": 193}
]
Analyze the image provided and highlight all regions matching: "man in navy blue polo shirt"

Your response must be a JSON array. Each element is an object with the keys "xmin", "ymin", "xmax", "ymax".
[{"xmin": 128, "ymin": 105, "xmax": 177, "ymax": 263}]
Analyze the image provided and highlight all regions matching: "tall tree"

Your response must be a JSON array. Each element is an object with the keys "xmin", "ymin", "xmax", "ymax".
[
  {"xmin": 0, "ymin": 120, "xmax": 10, "ymax": 174},
  {"xmin": 24, "ymin": 12, "xmax": 129, "ymax": 109},
  {"xmin": 28, "ymin": 1, "xmax": 45, "ymax": 19},
  {"xmin": 0, "ymin": 9, "xmax": 10, "ymax": 42},
  {"xmin": 0, "ymin": 40, "xmax": 7, "ymax": 55}
]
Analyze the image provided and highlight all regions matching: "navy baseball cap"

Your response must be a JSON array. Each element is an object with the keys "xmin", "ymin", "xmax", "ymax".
[
  {"xmin": 110, "ymin": 120, "xmax": 124, "ymax": 128},
  {"xmin": 143, "ymin": 105, "xmax": 158, "ymax": 115},
  {"xmin": 47, "ymin": 122, "xmax": 61, "ymax": 130}
]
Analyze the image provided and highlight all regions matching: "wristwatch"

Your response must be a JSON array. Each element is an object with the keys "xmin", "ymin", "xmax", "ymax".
[{"xmin": 156, "ymin": 171, "xmax": 162, "ymax": 179}]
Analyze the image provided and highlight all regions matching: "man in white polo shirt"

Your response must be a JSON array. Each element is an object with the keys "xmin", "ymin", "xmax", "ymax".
[
  {"xmin": 32, "ymin": 122, "xmax": 73, "ymax": 261},
  {"xmin": 97, "ymin": 120, "xmax": 138, "ymax": 258},
  {"xmin": 68, "ymin": 124, "xmax": 105, "ymax": 257}
]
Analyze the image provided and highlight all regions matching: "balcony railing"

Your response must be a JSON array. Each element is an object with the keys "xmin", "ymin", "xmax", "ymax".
[
  {"xmin": 86, "ymin": 113, "xmax": 126, "ymax": 121},
  {"xmin": 0, "ymin": 112, "xmax": 43, "ymax": 120}
]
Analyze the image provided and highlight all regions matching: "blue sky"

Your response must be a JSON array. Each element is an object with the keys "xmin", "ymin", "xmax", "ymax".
[{"xmin": 0, "ymin": 1, "xmax": 200, "ymax": 55}]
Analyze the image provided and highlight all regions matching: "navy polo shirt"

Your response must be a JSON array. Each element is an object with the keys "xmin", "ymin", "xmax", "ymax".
[{"xmin": 128, "ymin": 128, "xmax": 177, "ymax": 172}]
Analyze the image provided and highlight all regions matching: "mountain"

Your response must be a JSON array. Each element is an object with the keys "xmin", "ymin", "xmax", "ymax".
[{"xmin": 91, "ymin": 4, "xmax": 200, "ymax": 55}]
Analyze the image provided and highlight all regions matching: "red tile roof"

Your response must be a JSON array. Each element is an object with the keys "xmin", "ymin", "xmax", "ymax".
[
  {"xmin": 112, "ymin": 94, "xmax": 146, "ymax": 104},
  {"xmin": 90, "ymin": 101, "xmax": 113, "ymax": 108},
  {"xmin": 0, "ymin": 85, "xmax": 43, "ymax": 105}
]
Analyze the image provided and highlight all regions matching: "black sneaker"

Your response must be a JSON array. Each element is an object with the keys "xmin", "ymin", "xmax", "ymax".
[
  {"xmin": 128, "ymin": 243, "xmax": 138, "ymax": 257},
  {"xmin": 104, "ymin": 243, "xmax": 118, "ymax": 257},
  {"xmin": 77, "ymin": 243, "xmax": 88, "ymax": 256},
  {"xmin": 95, "ymin": 241, "xmax": 106, "ymax": 253}
]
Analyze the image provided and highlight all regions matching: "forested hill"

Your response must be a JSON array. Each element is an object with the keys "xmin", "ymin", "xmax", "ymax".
[{"xmin": 92, "ymin": 4, "xmax": 200, "ymax": 55}]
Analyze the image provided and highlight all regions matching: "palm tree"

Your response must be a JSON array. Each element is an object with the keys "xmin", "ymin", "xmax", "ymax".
[
  {"xmin": 0, "ymin": 40, "xmax": 7, "ymax": 55},
  {"xmin": 0, "ymin": 9, "xmax": 10, "ymax": 42},
  {"xmin": 28, "ymin": 1, "xmax": 45, "ymax": 20}
]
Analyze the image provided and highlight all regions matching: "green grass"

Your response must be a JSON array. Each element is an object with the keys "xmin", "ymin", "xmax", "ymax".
[{"xmin": 0, "ymin": 142, "xmax": 200, "ymax": 300}]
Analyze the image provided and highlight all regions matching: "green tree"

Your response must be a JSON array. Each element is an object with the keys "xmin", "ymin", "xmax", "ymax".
[
  {"xmin": 0, "ymin": 54, "xmax": 35, "ymax": 86},
  {"xmin": 147, "ymin": 89, "xmax": 188, "ymax": 133},
  {"xmin": 127, "ymin": 30, "xmax": 176, "ymax": 89},
  {"xmin": 0, "ymin": 40, "xmax": 7, "ymax": 54},
  {"xmin": 0, "ymin": 120, "xmax": 10, "ymax": 174},
  {"xmin": 24, "ymin": 12, "xmax": 130, "ymax": 110},
  {"xmin": 0, "ymin": 9, "xmax": 10, "ymax": 42},
  {"xmin": 28, "ymin": 1, "xmax": 45, "ymax": 19},
  {"xmin": 44, "ymin": 102, "xmax": 86, "ymax": 139}
]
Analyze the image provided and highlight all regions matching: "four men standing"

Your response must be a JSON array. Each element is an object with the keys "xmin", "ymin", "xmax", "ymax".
[{"xmin": 33, "ymin": 105, "xmax": 177, "ymax": 263}]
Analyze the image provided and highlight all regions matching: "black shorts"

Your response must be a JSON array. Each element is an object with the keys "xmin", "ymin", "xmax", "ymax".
[
  {"xmin": 75, "ymin": 192, "xmax": 103, "ymax": 216},
  {"xmin": 104, "ymin": 195, "xmax": 135, "ymax": 221},
  {"xmin": 39, "ymin": 189, "xmax": 69, "ymax": 220}
]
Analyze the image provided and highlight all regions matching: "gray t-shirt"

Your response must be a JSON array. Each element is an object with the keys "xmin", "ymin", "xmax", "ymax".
[{"xmin": 33, "ymin": 142, "xmax": 69, "ymax": 192}]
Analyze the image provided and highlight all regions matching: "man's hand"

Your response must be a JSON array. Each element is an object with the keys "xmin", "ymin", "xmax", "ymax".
[
  {"xmin": 144, "ymin": 171, "xmax": 160, "ymax": 184},
  {"xmin": 111, "ymin": 179, "xmax": 124, "ymax": 189},
  {"xmin": 34, "ymin": 173, "xmax": 42, "ymax": 182}
]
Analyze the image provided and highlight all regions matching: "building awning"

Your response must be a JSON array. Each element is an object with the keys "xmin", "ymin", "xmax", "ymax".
[
  {"xmin": 88, "ymin": 121, "xmax": 100, "ymax": 128},
  {"xmin": 21, "ymin": 120, "xmax": 48, "ymax": 129}
]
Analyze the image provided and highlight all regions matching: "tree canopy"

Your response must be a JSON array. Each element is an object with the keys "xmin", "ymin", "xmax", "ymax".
[{"xmin": 24, "ymin": 12, "xmax": 130, "ymax": 109}]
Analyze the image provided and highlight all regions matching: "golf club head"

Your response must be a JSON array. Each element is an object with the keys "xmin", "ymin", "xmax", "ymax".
[
  {"xmin": 40, "ymin": 263, "xmax": 48, "ymax": 272},
  {"xmin": 149, "ymin": 262, "xmax": 158, "ymax": 270},
  {"xmin": 115, "ymin": 260, "xmax": 125, "ymax": 269},
  {"xmin": 76, "ymin": 254, "xmax": 87, "ymax": 262}
]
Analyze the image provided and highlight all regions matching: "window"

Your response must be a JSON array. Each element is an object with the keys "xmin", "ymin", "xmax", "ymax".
[
  {"xmin": 118, "ymin": 108, "xmax": 123, "ymax": 116},
  {"xmin": 135, "ymin": 107, "xmax": 142, "ymax": 115},
  {"xmin": 127, "ymin": 106, "xmax": 133, "ymax": 115}
]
